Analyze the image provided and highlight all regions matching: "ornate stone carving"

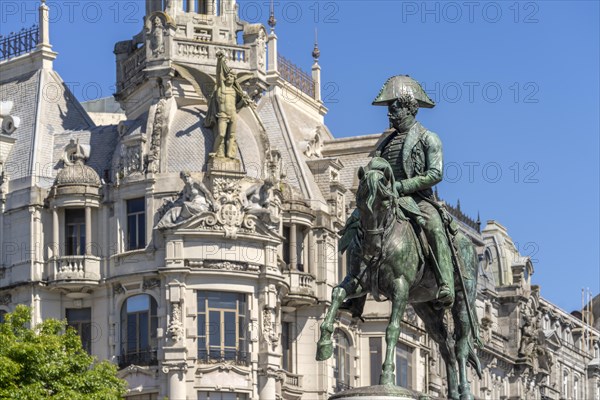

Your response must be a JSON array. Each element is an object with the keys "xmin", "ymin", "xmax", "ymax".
[
  {"xmin": 262, "ymin": 306, "xmax": 279, "ymax": 345},
  {"xmin": 142, "ymin": 277, "xmax": 161, "ymax": 291},
  {"xmin": 0, "ymin": 293, "xmax": 11, "ymax": 305},
  {"xmin": 148, "ymin": 15, "xmax": 166, "ymax": 58},
  {"xmin": 186, "ymin": 259, "xmax": 260, "ymax": 272},
  {"xmin": 303, "ymin": 128, "xmax": 323, "ymax": 159},
  {"xmin": 113, "ymin": 283, "xmax": 126, "ymax": 295},
  {"xmin": 156, "ymin": 171, "xmax": 214, "ymax": 229},
  {"xmin": 257, "ymin": 29, "xmax": 266, "ymax": 70},
  {"xmin": 167, "ymin": 302, "xmax": 184, "ymax": 343},
  {"xmin": 147, "ymin": 98, "xmax": 167, "ymax": 173}
]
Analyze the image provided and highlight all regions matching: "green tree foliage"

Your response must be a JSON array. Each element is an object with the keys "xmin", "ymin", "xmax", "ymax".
[{"xmin": 0, "ymin": 305, "xmax": 127, "ymax": 399}]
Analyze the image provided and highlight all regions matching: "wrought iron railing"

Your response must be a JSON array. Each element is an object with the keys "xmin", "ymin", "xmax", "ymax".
[
  {"xmin": 118, "ymin": 348, "xmax": 158, "ymax": 369},
  {"xmin": 278, "ymin": 54, "xmax": 315, "ymax": 99},
  {"xmin": 197, "ymin": 349, "xmax": 250, "ymax": 366},
  {"xmin": 0, "ymin": 25, "xmax": 39, "ymax": 61}
]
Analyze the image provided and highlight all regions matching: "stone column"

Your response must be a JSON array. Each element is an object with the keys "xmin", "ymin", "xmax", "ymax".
[
  {"xmin": 85, "ymin": 206, "xmax": 92, "ymax": 256},
  {"xmin": 289, "ymin": 223, "xmax": 297, "ymax": 270},
  {"xmin": 267, "ymin": 31, "xmax": 278, "ymax": 73},
  {"xmin": 163, "ymin": 364, "xmax": 187, "ymax": 399},
  {"xmin": 307, "ymin": 229, "xmax": 315, "ymax": 275}
]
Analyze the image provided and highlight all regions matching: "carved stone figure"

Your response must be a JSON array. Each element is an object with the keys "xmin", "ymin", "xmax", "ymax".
[
  {"xmin": 168, "ymin": 303, "xmax": 184, "ymax": 343},
  {"xmin": 156, "ymin": 171, "xmax": 213, "ymax": 229},
  {"xmin": 205, "ymin": 51, "xmax": 250, "ymax": 159},
  {"xmin": 316, "ymin": 77, "xmax": 482, "ymax": 400},
  {"xmin": 150, "ymin": 16, "xmax": 165, "ymax": 57}
]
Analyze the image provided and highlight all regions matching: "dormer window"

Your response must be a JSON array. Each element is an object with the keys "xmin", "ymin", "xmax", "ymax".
[{"xmin": 65, "ymin": 209, "xmax": 85, "ymax": 256}]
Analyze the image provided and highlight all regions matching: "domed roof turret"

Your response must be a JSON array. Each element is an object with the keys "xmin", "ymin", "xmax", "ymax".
[{"xmin": 55, "ymin": 139, "xmax": 101, "ymax": 187}]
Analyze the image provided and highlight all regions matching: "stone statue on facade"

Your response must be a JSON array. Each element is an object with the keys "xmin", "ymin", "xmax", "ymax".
[
  {"xmin": 317, "ymin": 76, "xmax": 482, "ymax": 400},
  {"xmin": 156, "ymin": 171, "xmax": 214, "ymax": 229},
  {"xmin": 205, "ymin": 51, "xmax": 250, "ymax": 159}
]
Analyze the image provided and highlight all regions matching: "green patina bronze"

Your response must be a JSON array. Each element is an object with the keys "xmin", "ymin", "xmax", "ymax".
[{"xmin": 317, "ymin": 76, "xmax": 482, "ymax": 400}]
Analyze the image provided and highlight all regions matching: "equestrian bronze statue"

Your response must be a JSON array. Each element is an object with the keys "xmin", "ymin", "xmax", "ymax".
[{"xmin": 316, "ymin": 76, "xmax": 482, "ymax": 400}]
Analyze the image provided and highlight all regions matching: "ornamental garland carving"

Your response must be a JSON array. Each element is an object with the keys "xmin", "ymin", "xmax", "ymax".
[{"xmin": 167, "ymin": 302, "xmax": 184, "ymax": 343}]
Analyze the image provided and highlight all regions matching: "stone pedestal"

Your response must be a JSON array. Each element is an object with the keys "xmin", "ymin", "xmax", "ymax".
[{"xmin": 330, "ymin": 385, "xmax": 438, "ymax": 400}]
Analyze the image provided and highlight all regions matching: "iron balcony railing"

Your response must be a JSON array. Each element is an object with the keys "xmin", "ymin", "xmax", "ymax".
[
  {"xmin": 198, "ymin": 349, "xmax": 250, "ymax": 366},
  {"xmin": 118, "ymin": 348, "xmax": 158, "ymax": 369},
  {"xmin": 278, "ymin": 54, "xmax": 316, "ymax": 99},
  {"xmin": 0, "ymin": 25, "xmax": 39, "ymax": 61}
]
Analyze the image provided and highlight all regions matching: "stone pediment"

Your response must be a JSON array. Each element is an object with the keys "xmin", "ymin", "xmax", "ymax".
[{"xmin": 542, "ymin": 329, "xmax": 561, "ymax": 348}]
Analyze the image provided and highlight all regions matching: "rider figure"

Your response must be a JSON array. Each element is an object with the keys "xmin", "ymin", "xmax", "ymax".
[{"xmin": 372, "ymin": 76, "xmax": 455, "ymax": 309}]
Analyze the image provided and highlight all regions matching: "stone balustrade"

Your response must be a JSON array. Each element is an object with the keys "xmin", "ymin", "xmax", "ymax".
[
  {"xmin": 49, "ymin": 256, "xmax": 101, "ymax": 287},
  {"xmin": 285, "ymin": 271, "xmax": 317, "ymax": 306}
]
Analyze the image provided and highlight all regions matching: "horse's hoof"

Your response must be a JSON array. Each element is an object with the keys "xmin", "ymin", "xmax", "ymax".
[
  {"xmin": 316, "ymin": 339, "xmax": 333, "ymax": 361},
  {"xmin": 379, "ymin": 371, "xmax": 395, "ymax": 385}
]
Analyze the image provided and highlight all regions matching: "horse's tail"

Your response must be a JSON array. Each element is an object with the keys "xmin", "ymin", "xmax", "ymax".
[{"xmin": 457, "ymin": 232, "xmax": 484, "ymax": 379}]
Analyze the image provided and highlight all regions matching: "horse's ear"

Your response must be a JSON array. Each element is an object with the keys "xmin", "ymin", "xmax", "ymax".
[
  {"xmin": 358, "ymin": 166, "xmax": 365, "ymax": 180},
  {"xmin": 384, "ymin": 166, "xmax": 393, "ymax": 184}
]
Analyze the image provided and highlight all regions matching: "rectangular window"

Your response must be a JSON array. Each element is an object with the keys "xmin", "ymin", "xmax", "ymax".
[
  {"xmin": 197, "ymin": 292, "xmax": 247, "ymax": 365},
  {"xmin": 369, "ymin": 337, "xmax": 382, "ymax": 386},
  {"xmin": 395, "ymin": 342, "xmax": 413, "ymax": 389},
  {"xmin": 198, "ymin": 392, "xmax": 248, "ymax": 400},
  {"xmin": 127, "ymin": 198, "xmax": 146, "ymax": 250},
  {"xmin": 282, "ymin": 322, "xmax": 292, "ymax": 371},
  {"xmin": 296, "ymin": 229, "xmax": 305, "ymax": 272},
  {"xmin": 282, "ymin": 226, "xmax": 290, "ymax": 267},
  {"xmin": 66, "ymin": 308, "xmax": 92, "ymax": 354},
  {"xmin": 65, "ymin": 209, "xmax": 85, "ymax": 256}
]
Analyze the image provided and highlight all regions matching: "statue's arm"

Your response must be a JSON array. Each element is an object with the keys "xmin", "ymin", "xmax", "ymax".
[{"xmin": 398, "ymin": 131, "xmax": 443, "ymax": 195}]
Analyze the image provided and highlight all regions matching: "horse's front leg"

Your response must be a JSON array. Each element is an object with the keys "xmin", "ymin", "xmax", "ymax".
[
  {"xmin": 380, "ymin": 277, "xmax": 409, "ymax": 385},
  {"xmin": 316, "ymin": 276, "xmax": 360, "ymax": 361}
]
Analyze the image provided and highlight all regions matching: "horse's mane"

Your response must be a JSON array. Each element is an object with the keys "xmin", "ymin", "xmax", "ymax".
[{"xmin": 357, "ymin": 157, "xmax": 396, "ymax": 212}]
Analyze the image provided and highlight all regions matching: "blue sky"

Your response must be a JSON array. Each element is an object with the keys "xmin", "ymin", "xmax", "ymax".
[{"xmin": 1, "ymin": 1, "xmax": 598, "ymax": 312}]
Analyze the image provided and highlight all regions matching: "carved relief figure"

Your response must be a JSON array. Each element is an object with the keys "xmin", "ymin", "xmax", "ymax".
[
  {"xmin": 156, "ymin": 171, "xmax": 214, "ymax": 229},
  {"xmin": 150, "ymin": 16, "xmax": 165, "ymax": 57},
  {"xmin": 205, "ymin": 51, "xmax": 250, "ymax": 159},
  {"xmin": 167, "ymin": 303, "xmax": 184, "ymax": 342}
]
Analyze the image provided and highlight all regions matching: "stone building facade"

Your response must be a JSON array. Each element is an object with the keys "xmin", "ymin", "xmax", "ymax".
[{"xmin": 0, "ymin": 1, "xmax": 598, "ymax": 399}]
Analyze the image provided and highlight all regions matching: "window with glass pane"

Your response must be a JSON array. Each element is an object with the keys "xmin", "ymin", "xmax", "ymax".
[
  {"xmin": 197, "ymin": 292, "xmax": 247, "ymax": 365},
  {"xmin": 120, "ymin": 294, "xmax": 158, "ymax": 368},
  {"xmin": 0, "ymin": 310, "xmax": 6, "ymax": 323},
  {"xmin": 282, "ymin": 322, "xmax": 292, "ymax": 371},
  {"xmin": 395, "ymin": 342, "xmax": 413, "ymax": 388},
  {"xmin": 369, "ymin": 337, "xmax": 382, "ymax": 386},
  {"xmin": 334, "ymin": 329, "xmax": 351, "ymax": 391},
  {"xmin": 282, "ymin": 226, "xmax": 290, "ymax": 267},
  {"xmin": 198, "ymin": 392, "xmax": 248, "ymax": 400},
  {"xmin": 66, "ymin": 308, "xmax": 92, "ymax": 354},
  {"xmin": 65, "ymin": 209, "xmax": 85, "ymax": 255},
  {"xmin": 127, "ymin": 198, "xmax": 146, "ymax": 250}
]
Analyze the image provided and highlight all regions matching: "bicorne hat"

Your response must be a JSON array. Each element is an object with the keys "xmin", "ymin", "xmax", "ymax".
[{"xmin": 372, "ymin": 75, "xmax": 435, "ymax": 108}]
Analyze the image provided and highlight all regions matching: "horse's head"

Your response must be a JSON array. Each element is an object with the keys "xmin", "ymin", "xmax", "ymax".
[{"xmin": 356, "ymin": 157, "xmax": 397, "ymax": 250}]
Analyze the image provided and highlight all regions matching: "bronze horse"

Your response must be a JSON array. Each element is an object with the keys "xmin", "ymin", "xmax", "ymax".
[{"xmin": 316, "ymin": 158, "xmax": 482, "ymax": 400}]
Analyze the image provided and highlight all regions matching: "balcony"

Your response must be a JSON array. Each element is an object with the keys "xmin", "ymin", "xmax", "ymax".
[
  {"xmin": 197, "ymin": 349, "xmax": 250, "ymax": 367},
  {"xmin": 48, "ymin": 256, "xmax": 101, "ymax": 290},
  {"xmin": 118, "ymin": 349, "xmax": 158, "ymax": 369},
  {"xmin": 284, "ymin": 271, "xmax": 317, "ymax": 307},
  {"xmin": 280, "ymin": 371, "xmax": 304, "ymax": 400}
]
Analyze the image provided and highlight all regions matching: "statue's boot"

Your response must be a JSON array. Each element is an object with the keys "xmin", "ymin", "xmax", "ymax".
[{"xmin": 435, "ymin": 283, "xmax": 454, "ymax": 310}]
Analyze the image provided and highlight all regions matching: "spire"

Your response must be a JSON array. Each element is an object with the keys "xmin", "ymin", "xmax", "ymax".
[
  {"xmin": 312, "ymin": 28, "xmax": 320, "ymax": 61},
  {"xmin": 311, "ymin": 27, "xmax": 321, "ymax": 102},
  {"xmin": 268, "ymin": 0, "xmax": 276, "ymax": 31},
  {"xmin": 267, "ymin": 0, "xmax": 278, "ymax": 74},
  {"xmin": 476, "ymin": 212, "xmax": 481, "ymax": 232},
  {"xmin": 37, "ymin": 0, "xmax": 51, "ymax": 50}
]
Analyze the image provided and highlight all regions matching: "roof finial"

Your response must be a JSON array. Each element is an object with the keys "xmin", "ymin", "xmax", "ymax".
[
  {"xmin": 268, "ymin": 0, "xmax": 276, "ymax": 30},
  {"xmin": 312, "ymin": 27, "xmax": 320, "ymax": 61}
]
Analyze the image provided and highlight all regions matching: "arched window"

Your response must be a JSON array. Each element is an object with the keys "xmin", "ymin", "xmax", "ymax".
[
  {"xmin": 563, "ymin": 369, "xmax": 569, "ymax": 397},
  {"xmin": 334, "ymin": 329, "xmax": 351, "ymax": 392},
  {"xmin": 573, "ymin": 375, "xmax": 579, "ymax": 400},
  {"xmin": 120, "ymin": 294, "xmax": 158, "ymax": 368}
]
